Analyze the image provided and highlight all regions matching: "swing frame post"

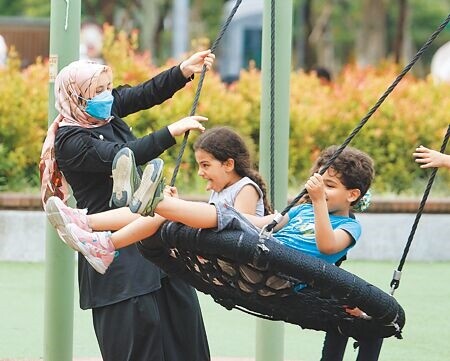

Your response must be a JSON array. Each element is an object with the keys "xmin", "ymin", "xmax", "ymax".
[
  {"xmin": 44, "ymin": 1, "xmax": 80, "ymax": 360},
  {"xmin": 256, "ymin": 1, "xmax": 293, "ymax": 360}
]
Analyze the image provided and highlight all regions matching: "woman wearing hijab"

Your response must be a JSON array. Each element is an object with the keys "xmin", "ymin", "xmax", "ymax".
[{"xmin": 40, "ymin": 50, "xmax": 214, "ymax": 361}]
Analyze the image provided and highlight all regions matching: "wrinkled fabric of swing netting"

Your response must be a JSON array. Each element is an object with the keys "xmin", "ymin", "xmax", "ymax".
[{"xmin": 137, "ymin": 203, "xmax": 405, "ymax": 341}]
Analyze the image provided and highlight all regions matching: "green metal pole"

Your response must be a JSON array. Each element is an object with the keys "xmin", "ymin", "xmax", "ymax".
[
  {"xmin": 44, "ymin": 1, "xmax": 80, "ymax": 360},
  {"xmin": 256, "ymin": 1, "xmax": 293, "ymax": 361}
]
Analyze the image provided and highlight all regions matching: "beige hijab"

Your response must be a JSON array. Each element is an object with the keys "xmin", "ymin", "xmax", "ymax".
[{"xmin": 39, "ymin": 60, "xmax": 113, "ymax": 207}]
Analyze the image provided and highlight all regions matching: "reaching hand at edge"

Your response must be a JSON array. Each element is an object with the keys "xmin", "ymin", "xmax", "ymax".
[{"xmin": 413, "ymin": 145, "xmax": 450, "ymax": 169}]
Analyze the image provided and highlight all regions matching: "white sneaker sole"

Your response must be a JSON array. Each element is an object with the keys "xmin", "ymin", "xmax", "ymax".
[
  {"xmin": 129, "ymin": 159, "xmax": 164, "ymax": 215},
  {"xmin": 45, "ymin": 196, "xmax": 70, "ymax": 230},
  {"xmin": 46, "ymin": 200, "xmax": 110, "ymax": 274},
  {"xmin": 111, "ymin": 148, "xmax": 139, "ymax": 207},
  {"xmin": 46, "ymin": 197, "xmax": 83, "ymax": 252}
]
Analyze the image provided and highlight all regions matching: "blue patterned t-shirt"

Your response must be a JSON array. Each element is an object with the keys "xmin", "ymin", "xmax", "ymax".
[{"xmin": 274, "ymin": 203, "xmax": 361, "ymax": 264}]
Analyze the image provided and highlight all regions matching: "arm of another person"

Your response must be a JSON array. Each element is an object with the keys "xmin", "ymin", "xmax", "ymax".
[
  {"xmin": 113, "ymin": 50, "xmax": 214, "ymax": 117},
  {"xmin": 56, "ymin": 127, "xmax": 173, "ymax": 172},
  {"xmin": 413, "ymin": 145, "xmax": 450, "ymax": 169},
  {"xmin": 306, "ymin": 173, "xmax": 353, "ymax": 254},
  {"xmin": 243, "ymin": 212, "xmax": 289, "ymax": 231},
  {"xmin": 130, "ymin": 115, "xmax": 207, "ymax": 165},
  {"xmin": 57, "ymin": 114, "xmax": 206, "ymax": 170}
]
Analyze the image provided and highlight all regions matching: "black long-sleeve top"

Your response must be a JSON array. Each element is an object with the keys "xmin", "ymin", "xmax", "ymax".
[{"xmin": 55, "ymin": 65, "xmax": 190, "ymax": 309}]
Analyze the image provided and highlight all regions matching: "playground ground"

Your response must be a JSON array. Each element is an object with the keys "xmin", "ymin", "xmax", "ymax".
[{"xmin": 2, "ymin": 260, "xmax": 450, "ymax": 361}]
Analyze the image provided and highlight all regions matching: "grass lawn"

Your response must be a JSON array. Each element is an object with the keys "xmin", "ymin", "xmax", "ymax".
[{"xmin": 1, "ymin": 260, "xmax": 450, "ymax": 360}]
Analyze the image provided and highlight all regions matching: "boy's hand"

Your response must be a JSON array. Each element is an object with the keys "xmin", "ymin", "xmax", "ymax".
[
  {"xmin": 168, "ymin": 115, "xmax": 207, "ymax": 137},
  {"xmin": 180, "ymin": 49, "xmax": 215, "ymax": 78},
  {"xmin": 305, "ymin": 173, "xmax": 326, "ymax": 202}
]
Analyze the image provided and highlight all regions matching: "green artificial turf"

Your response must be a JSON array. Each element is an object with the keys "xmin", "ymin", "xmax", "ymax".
[{"xmin": 1, "ymin": 260, "xmax": 449, "ymax": 360}]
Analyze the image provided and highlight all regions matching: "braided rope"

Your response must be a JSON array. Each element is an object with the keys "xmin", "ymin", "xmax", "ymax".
[
  {"xmin": 264, "ymin": 12, "xmax": 450, "ymax": 232},
  {"xmin": 390, "ymin": 123, "xmax": 450, "ymax": 293},
  {"xmin": 170, "ymin": 0, "xmax": 243, "ymax": 186},
  {"xmin": 269, "ymin": 0, "xmax": 276, "ymax": 207}
]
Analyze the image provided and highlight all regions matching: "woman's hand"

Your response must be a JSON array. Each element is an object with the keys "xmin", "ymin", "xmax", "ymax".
[
  {"xmin": 180, "ymin": 49, "xmax": 215, "ymax": 78},
  {"xmin": 167, "ymin": 115, "xmax": 208, "ymax": 137}
]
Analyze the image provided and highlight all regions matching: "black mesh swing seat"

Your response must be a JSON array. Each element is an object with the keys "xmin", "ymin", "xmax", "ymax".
[{"xmin": 137, "ymin": 206, "xmax": 405, "ymax": 341}]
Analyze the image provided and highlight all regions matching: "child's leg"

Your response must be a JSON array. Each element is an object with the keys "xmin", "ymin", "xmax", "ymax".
[
  {"xmin": 52, "ymin": 214, "xmax": 166, "ymax": 275},
  {"xmin": 88, "ymin": 207, "xmax": 141, "ymax": 231},
  {"xmin": 154, "ymin": 197, "xmax": 276, "ymax": 230},
  {"xmin": 59, "ymin": 208, "xmax": 183, "ymax": 274},
  {"xmin": 128, "ymin": 158, "xmax": 218, "ymax": 228},
  {"xmin": 155, "ymin": 197, "xmax": 218, "ymax": 229},
  {"xmin": 46, "ymin": 196, "xmax": 92, "ymax": 232},
  {"xmin": 67, "ymin": 190, "xmax": 216, "ymax": 274},
  {"xmin": 110, "ymin": 214, "xmax": 166, "ymax": 249},
  {"xmin": 46, "ymin": 196, "xmax": 141, "ymax": 232}
]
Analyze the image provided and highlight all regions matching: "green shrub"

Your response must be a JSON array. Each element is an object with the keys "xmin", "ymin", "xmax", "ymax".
[
  {"xmin": 290, "ymin": 64, "xmax": 450, "ymax": 194},
  {"xmin": 0, "ymin": 50, "xmax": 48, "ymax": 191},
  {"xmin": 0, "ymin": 27, "xmax": 449, "ymax": 196}
]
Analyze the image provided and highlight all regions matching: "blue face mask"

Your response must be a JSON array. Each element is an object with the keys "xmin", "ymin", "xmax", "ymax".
[{"xmin": 84, "ymin": 90, "xmax": 114, "ymax": 120}]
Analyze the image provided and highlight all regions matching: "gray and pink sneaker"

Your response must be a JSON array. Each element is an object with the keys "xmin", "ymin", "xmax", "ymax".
[
  {"xmin": 65, "ymin": 223, "xmax": 116, "ymax": 274},
  {"xmin": 45, "ymin": 196, "xmax": 91, "ymax": 232},
  {"xmin": 110, "ymin": 147, "xmax": 141, "ymax": 207},
  {"xmin": 129, "ymin": 158, "xmax": 165, "ymax": 217},
  {"xmin": 45, "ymin": 196, "xmax": 116, "ymax": 274},
  {"xmin": 45, "ymin": 196, "xmax": 92, "ymax": 251}
]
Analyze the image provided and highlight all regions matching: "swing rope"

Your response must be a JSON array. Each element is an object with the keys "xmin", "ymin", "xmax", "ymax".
[
  {"xmin": 390, "ymin": 124, "xmax": 450, "ymax": 294},
  {"xmin": 269, "ymin": 0, "xmax": 276, "ymax": 208},
  {"xmin": 263, "ymin": 12, "xmax": 450, "ymax": 233},
  {"xmin": 170, "ymin": 0, "xmax": 243, "ymax": 187}
]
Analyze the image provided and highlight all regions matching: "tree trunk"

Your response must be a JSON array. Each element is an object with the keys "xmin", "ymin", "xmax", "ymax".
[
  {"xmin": 134, "ymin": 0, "xmax": 167, "ymax": 60},
  {"xmin": 302, "ymin": 0, "xmax": 315, "ymax": 70},
  {"xmin": 394, "ymin": 0, "xmax": 407, "ymax": 64},
  {"xmin": 356, "ymin": 0, "xmax": 387, "ymax": 66},
  {"xmin": 394, "ymin": 0, "xmax": 416, "ymax": 72},
  {"xmin": 100, "ymin": 0, "xmax": 115, "ymax": 25},
  {"xmin": 309, "ymin": 2, "xmax": 335, "ymax": 73}
]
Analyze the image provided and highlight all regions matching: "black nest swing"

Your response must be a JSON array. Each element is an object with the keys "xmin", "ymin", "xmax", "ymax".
[
  {"xmin": 136, "ymin": 2, "xmax": 449, "ymax": 342},
  {"xmin": 137, "ymin": 206, "xmax": 405, "ymax": 340}
]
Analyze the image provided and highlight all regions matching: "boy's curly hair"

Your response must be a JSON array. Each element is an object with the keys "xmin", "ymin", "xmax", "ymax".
[{"xmin": 311, "ymin": 145, "xmax": 375, "ymax": 205}]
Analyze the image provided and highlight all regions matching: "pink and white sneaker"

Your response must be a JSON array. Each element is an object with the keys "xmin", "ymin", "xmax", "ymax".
[
  {"xmin": 65, "ymin": 223, "xmax": 116, "ymax": 274},
  {"xmin": 45, "ymin": 196, "xmax": 91, "ymax": 232}
]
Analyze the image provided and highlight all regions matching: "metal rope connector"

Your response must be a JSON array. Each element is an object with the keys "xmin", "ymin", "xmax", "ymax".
[
  {"xmin": 390, "ymin": 269, "xmax": 402, "ymax": 295},
  {"xmin": 259, "ymin": 212, "xmax": 284, "ymax": 239},
  {"xmin": 259, "ymin": 223, "xmax": 273, "ymax": 240},
  {"xmin": 387, "ymin": 313, "xmax": 403, "ymax": 339}
]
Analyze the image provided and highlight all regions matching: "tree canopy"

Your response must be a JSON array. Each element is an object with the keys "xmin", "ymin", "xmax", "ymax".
[{"xmin": 0, "ymin": 0, "xmax": 448, "ymax": 70}]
